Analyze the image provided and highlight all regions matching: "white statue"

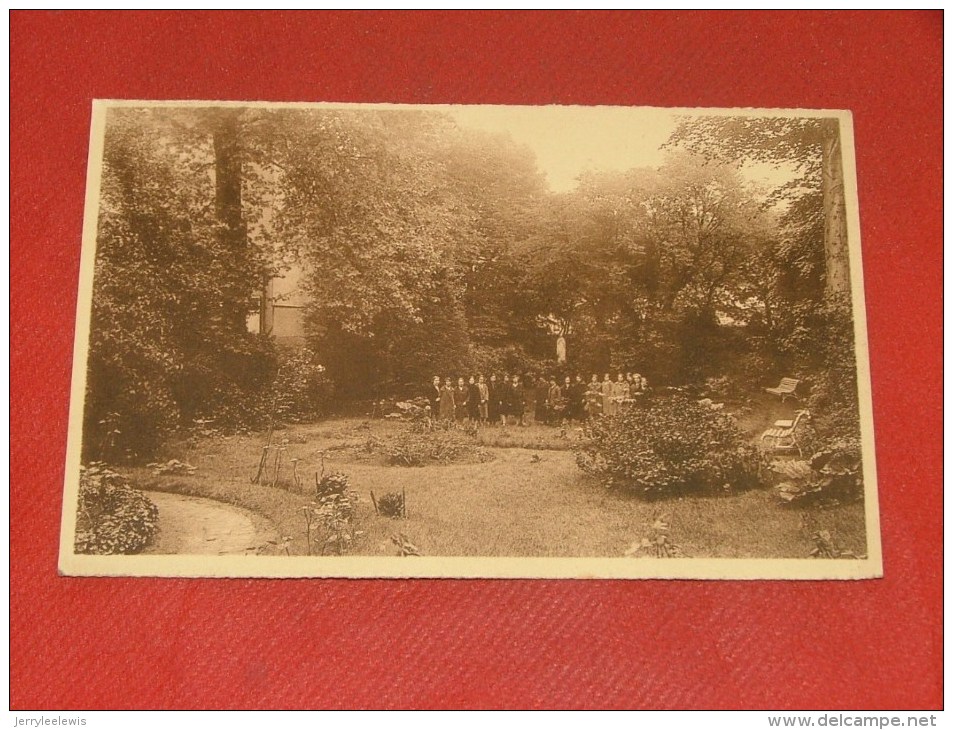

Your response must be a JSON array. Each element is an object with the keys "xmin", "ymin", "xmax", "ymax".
[{"xmin": 556, "ymin": 335, "xmax": 567, "ymax": 363}]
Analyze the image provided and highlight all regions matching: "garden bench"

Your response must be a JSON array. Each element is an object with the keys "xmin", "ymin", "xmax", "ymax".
[
  {"xmin": 760, "ymin": 409, "xmax": 811, "ymax": 458},
  {"xmin": 765, "ymin": 377, "xmax": 801, "ymax": 402}
]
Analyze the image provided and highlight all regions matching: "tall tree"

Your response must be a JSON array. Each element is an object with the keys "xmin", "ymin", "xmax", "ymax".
[
  {"xmin": 209, "ymin": 108, "xmax": 251, "ymax": 333},
  {"xmin": 668, "ymin": 115, "xmax": 850, "ymax": 301}
]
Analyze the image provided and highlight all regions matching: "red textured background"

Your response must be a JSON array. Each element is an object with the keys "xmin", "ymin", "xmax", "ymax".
[{"xmin": 10, "ymin": 11, "xmax": 943, "ymax": 709}]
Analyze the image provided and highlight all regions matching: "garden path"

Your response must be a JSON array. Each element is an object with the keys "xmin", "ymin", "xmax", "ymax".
[{"xmin": 142, "ymin": 490, "xmax": 277, "ymax": 555}]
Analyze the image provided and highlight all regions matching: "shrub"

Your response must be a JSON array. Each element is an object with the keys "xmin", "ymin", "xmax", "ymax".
[
  {"xmin": 302, "ymin": 488, "xmax": 360, "ymax": 556},
  {"xmin": 387, "ymin": 425, "xmax": 492, "ymax": 467},
  {"xmin": 466, "ymin": 343, "xmax": 547, "ymax": 379},
  {"xmin": 773, "ymin": 436, "xmax": 863, "ymax": 506},
  {"xmin": 315, "ymin": 471, "xmax": 351, "ymax": 498},
  {"xmin": 576, "ymin": 395, "xmax": 760, "ymax": 496},
  {"xmin": 74, "ymin": 463, "xmax": 159, "ymax": 554},
  {"xmin": 375, "ymin": 491, "xmax": 406, "ymax": 518},
  {"xmin": 271, "ymin": 347, "xmax": 335, "ymax": 423}
]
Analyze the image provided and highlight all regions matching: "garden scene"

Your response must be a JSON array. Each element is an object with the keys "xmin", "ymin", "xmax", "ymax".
[{"xmin": 74, "ymin": 105, "xmax": 867, "ymax": 561}]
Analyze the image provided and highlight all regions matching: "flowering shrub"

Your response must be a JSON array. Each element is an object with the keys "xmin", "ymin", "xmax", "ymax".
[
  {"xmin": 576, "ymin": 395, "xmax": 760, "ymax": 496},
  {"xmin": 74, "ymin": 463, "xmax": 159, "ymax": 554}
]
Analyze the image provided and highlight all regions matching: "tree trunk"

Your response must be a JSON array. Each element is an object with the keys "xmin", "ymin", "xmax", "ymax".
[
  {"xmin": 820, "ymin": 119, "xmax": 851, "ymax": 301},
  {"xmin": 211, "ymin": 108, "xmax": 249, "ymax": 333}
]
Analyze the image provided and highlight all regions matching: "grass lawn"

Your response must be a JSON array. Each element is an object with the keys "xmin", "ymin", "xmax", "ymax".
[{"xmin": 132, "ymin": 397, "xmax": 867, "ymax": 559}]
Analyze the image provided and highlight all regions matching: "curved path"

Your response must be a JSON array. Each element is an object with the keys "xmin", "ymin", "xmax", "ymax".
[{"xmin": 142, "ymin": 490, "xmax": 277, "ymax": 555}]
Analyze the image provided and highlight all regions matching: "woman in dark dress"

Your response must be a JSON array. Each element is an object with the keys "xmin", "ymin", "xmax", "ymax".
[
  {"xmin": 467, "ymin": 375, "xmax": 481, "ymax": 422},
  {"xmin": 487, "ymin": 374, "xmax": 499, "ymax": 424},
  {"xmin": 511, "ymin": 375, "xmax": 525, "ymax": 426},
  {"xmin": 499, "ymin": 374, "xmax": 512, "ymax": 426},
  {"xmin": 522, "ymin": 374, "xmax": 537, "ymax": 425},
  {"xmin": 455, "ymin": 377, "xmax": 469, "ymax": 422},
  {"xmin": 570, "ymin": 375, "xmax": 586, "ymax": 421}
]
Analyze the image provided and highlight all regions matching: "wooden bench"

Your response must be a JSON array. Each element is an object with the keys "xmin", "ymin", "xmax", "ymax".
[
  {"xmin": 760, "ymin": 410, "xmax": 811, "ymax": 458},
  {"xmin": 765, "ymin": 377, "xmax": 801, "ymax": 402}
]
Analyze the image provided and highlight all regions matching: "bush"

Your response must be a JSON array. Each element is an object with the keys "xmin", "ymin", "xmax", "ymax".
[
  {"xmin": 271, "ymin": 347, "xmax": 335, "ymax": 423},
  {"xmin": 375, "ymin": 491, "xmax": 406, "ymax": 518},
  {"xmin": 387, "ymin": 424, "xmax": 492, "ymax": 467},
  {"xmin": 773, "ymin": 436, "xmax": 863, "ymax": 506},
  {"xmin": 576, "ymin": 395, "xmax": 760, "ymax": 496},
  {"xmin": 315, "ymin": 471, "xmax": 351, "ymax": 498},
  {"xmin": 74, "ymin": 463, "xmax": 159, "ymax": 554},
  {"xmin": 466, "ymin": 342, "xmax": 548, "ymax": 379},
  {"xmin": 303, "ymin": 484, "xmax": 360, "ymax": 556}
]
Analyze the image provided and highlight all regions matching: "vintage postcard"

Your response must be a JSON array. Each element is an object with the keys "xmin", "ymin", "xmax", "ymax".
[{"xmin": 59, "ymin": 101, "xmax": 881, "ymax": 579}]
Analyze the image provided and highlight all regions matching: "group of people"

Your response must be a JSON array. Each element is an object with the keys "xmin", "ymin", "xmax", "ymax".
[{"xmin": 426, "ymin": 372, "xmax": 649, "ymax": 426}]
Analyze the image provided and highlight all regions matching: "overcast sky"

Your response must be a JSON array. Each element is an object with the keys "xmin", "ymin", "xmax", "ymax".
[{"xmin": 444, "ymin": 105, "xmax": 795, "ymax": 194}]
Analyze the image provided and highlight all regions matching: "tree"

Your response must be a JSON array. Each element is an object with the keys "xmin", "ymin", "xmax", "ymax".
[
  {"xmin": 668, "ymin": 115, "xmax": 850, "ymax": 301},
  {"xmin": 84, "ymin": 108, "xmax": 277, "ymax": 458}
]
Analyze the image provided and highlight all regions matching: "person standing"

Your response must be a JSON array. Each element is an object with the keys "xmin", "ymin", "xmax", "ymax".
[
  {"xmin": 455, "ymin": 377, "xmax": 469, "ymax": 422},
  {"xmin": 535, "ymin": 376, "xmax": 549, "ymax": 425},
  {"xmin": 478, "ymin": 375, "xmax": 489, "ymax": 423},
  {"xmin": 586, "ymin": 375, "xmax": 602, "ymax": 417},
  {"xmin": 602, "ymin": 373, "xmax": 615, "ymax": 416},
  {"xmin": 499, "ymin": 373, "xmax": 513, "ymax": 426},
  {"xmin": 488, "ymin": 374, "xmax": 500, "ymax": 424},
  {"xmin": 630, "ymin": 373, "xmax": 641, "ymax": 395},
  {"xmin": 560, "ymin": 376, "xmax": 572, "ymax": 422},
  {"xmin": 440, "ymin": 377, "xmax": 455, "ymax": 421},
  {"xmin": 467, "ymin": 375, "xmax": 481, "ymax": 422},
  {"xmin": 522, "ymin": 374, "xmax": 537, "ymax": 425},
  {"xmin": 570, "ymin": 375, "xmax": 586, "ymax": 421},
  {"xmin": 614, "ymin": 372, "xmax": 630, "ymax": 412},
  {"xmin": 428, "ymin": 375, "xmax": 442, "ymax": 421},
  {"xmin": 512, "ymin": 375, "xmax": 526, "ymax": 426},
  {"xmin": 546, "ymin": 377, "xmax": 562, "ymax": 424}
]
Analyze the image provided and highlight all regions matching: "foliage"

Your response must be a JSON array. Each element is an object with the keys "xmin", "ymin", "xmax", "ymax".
[
  {"xmin": 576, "ymin": 395, "xmax": 760, "ymax": 496},
  {"xmin": 315, "ymin": 471, "xmax": 351, "ymax": 498},
  {"xmin": 772, "ymin": 437, "xmax": 863, "ymax": 506},
  {"xmin": 83, "ymin": 107, "xmax": 278, "ymax": 459},
  {"xmin": 271, "ymin": 347, "xmax": 335, "ymax": 422},
  {"xmin": 387, "ymin": 424, "xmax": 492, "ymax": 467},
  {"xmin": 74, "ymin": 463, "xmax": 159, "ymax": 555},
  {"xmin": 85, "ymin": 106, "xmax": 861, "ymax": 465},
  {"xmin": 301, "ymin": 488, "xmax": 361, "ymax": 556},
  {"xmin": 668, "ymin": 113, "xmax": 850, "ymax": 300},
  {"xmin": 801, "ymin": 514, "xmax": 862, "ymax": 559},
  {"xmin": 624, "ymin": 514, "xmax": 685, "ymax": 557},
  {"xmin": 465, "ymin": 343, "xmax": 547, "ymax": 379},
  {"xmin": 391, "ymin": 533, "xmax": 422, "ymax": 556},
  {"xmin": 147, "ymin": 459, "xmax": 197, "ymax": 476},
  {"xmin": 375, "ymin": 491, "xmax": 406, "ymax": 518}
]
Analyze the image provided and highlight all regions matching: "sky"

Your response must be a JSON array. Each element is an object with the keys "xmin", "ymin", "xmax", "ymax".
[{"xmin": 443, "ymin": 105, "xmax": 797, "ymax": 194}]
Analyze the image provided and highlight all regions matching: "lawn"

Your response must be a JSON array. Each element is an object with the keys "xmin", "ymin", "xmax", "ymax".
[{"xmin": 132, "ymin": 396, "xmax": 867, "ymax": 559}]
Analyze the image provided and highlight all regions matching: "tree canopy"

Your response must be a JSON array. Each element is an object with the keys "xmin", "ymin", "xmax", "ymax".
[{"xmin": 85, "ymin": 106, "xmax": 859, "ymax": 455}]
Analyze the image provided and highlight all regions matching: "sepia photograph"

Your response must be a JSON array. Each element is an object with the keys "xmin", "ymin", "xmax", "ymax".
[{"xmin": 58, "ymin": 101, "xmax": 880, "ymax": 579}]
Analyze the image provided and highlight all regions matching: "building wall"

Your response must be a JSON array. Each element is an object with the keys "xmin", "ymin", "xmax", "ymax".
[{"xmin": 247, "ymin": 263, "xmax": 308, "ymax": 346}]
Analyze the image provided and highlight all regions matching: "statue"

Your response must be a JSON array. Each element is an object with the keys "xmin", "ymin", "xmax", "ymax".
[{"xmin": 556, "ymin": 335, "xmax": 567, "ymax": 364}]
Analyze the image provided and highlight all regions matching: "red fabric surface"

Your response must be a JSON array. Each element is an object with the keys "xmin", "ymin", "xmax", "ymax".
[{"xmin": 10, "ymin": 11, "xmax": 942, "ymax": 709}]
